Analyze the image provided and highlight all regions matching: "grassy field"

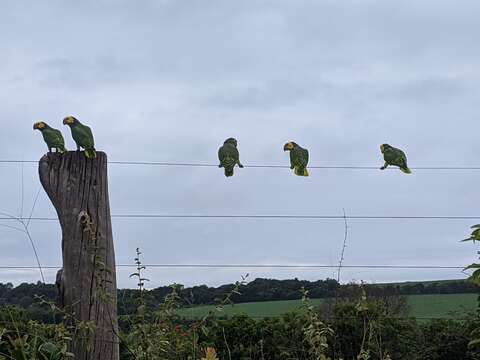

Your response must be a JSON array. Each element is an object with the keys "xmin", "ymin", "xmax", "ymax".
[
  {"xmin": 178, "ymin": 293, "xmax": 478, "ymax": 319},
  {"xmin": 408, "ymin": 293, "xmax": 477, "ymax": 319}
]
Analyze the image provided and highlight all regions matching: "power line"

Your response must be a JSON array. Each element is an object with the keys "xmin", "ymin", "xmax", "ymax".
[
  {"xmin": 1, "ymin": 159, "xmax": 480, "ymax": 170},
  {"xmin": 1, "ymin": 214, "xmax": 480, "ymax": 221},
  {"xmin": 0, "ymin": 264, "xmax": 465, "ymax": 270}
]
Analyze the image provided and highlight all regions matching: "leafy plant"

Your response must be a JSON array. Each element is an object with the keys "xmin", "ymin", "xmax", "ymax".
[
  {"xmin": 301, "ymin": 287, "xmax": 334, "ymax": 360},
  {"xmin": 462, "ymin": 224, "xmax": 480, "ymax": 349}
]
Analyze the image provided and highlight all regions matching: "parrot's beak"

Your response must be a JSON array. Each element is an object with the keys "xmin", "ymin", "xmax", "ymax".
[
  {"xmin": 33, "ymin": 122, "xmax": 44, "ymax": 130},
  {"xmin": 380, "ymin": 144, "xmax": 385, "ymax": 153},
  {"xmin": 63, "ymin": 117, "xmax": 73, "ymax": 125},
  {"xmin": 284, "ymin": 143, "xmax": 293, "ymax": 151}
]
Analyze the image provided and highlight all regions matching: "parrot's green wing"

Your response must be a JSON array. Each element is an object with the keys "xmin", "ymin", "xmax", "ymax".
[
  {"xmin": 290, "ymin": 147, "xmax": 309, "ymax": 176},
  {"xmin": 218, "ymin": 146, "xmax": 228, "ymax": 163},
  {"xmin": 384, "ymin": 147, "xmax": 411, "ymax": 174},
  {"xmin": 43, "ymin": 129, "xmax": 64, "ymax": 147},
  {"xmin": 71, "ymin": 123, "xmax": 96, "ymax": 158},
  {"xmin": 74, "ymin": 124, "xmax": 95, "ymax": 149},
  {"xmin": 396, "ymin": 149, "xmax": 408, "ymax": 164},
  {"xmin": 395, "ymin": 148, "xmax": 411, "ymax": 174},
  {"xmin": 51, "ymin": 129, "xmax": 65, "ymax": 147},
  {"xmin": 42, "ymin": 128, "xmax": 66, "ymax": 153},
  {"xmin": 84, "ymin": 126, "xmax": 95, "ymax": 148},
  {"xmin": 300, "ymin": 147, "xmax": 309, "ymax": 167}
]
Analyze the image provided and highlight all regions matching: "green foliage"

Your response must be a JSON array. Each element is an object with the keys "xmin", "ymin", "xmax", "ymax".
[
  {"xmin": 418, "ymin": 319, "xmax": 480, "ymax": 360},
  {"xmin": 301, "ymin": 288, "xmax": 333, "ymax": 359},
  {"xmin": 3, "ymin": 299, "xmax": 480, "ymax": 359},
  {"xmin": 462, "ymin": 224, "xmax": 480, "ymax": 349},
  {"xmin": 0, "ymin": 307, "xmax": 74, "ymax": 359}
]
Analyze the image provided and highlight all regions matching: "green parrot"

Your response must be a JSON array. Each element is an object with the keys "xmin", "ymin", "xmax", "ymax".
[
  {"xmin": 63, "ymin": 116, "xmax": 96, "ymax": 159},
  {"xmin": 33, "ymin": 121, "xmax": 67, "ymax": 153},
  {"xmin": 463, "ymin": 225, "xmax": 480, "ymax": 242},
  {"xmin": 218, "ymin": 138, "xmax": 244, "ymax": 177},
  {"xmin": 380, "ymin": 144, "xmax": 411, "ymax": 174},
  {"xmin": 284, "ymin": 142, "xmax": 309, "ymax": 176}
]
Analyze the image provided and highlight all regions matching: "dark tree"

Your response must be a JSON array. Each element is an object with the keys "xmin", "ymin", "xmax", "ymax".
[{"xmin": 39, "ymin": 152, "xmax": 119, "ymax": 360}]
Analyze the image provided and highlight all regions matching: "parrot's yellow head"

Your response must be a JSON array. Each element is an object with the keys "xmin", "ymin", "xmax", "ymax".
[
  {"xmin": 283, "ymin": 142, "xmax": 296, "ymax": 151},
  {"xmin": 63, "ymin": 116, "xmax": 77, "ymax": 126},
  {"xmin": 33, "ymin": 121, "xmax": 46, "ymax": 130},
  {"xmin": 380, "ymin": 144, "xmax": 391, "ymax": 154}
]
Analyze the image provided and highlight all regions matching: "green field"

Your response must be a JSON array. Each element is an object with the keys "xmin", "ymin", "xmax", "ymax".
[
  {"xmin": 408, "ymin": 293, "xmax": 477, "ymax": 319},
  {"xmin": 178, "ymin": 293, "xmax": 478, "ymax": 320}
]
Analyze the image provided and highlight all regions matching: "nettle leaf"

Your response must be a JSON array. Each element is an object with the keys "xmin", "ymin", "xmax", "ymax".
[{"xmin": 469, "ymin": 338, "xmax": 480, "ymax": 348}]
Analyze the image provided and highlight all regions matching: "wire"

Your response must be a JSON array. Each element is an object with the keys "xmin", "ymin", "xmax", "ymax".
[
  {"xmin": 1, "ymin": 214, "xmax": 480, "ymax": 221},
  {"xmin": 0, "ymin": 264, "xmax": 465, "ymax": 270},
  {"xmin": 1, "ymin": 159, "xmax": 480, "ymax": 170}
]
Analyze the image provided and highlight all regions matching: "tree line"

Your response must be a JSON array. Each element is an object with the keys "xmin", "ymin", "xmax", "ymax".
[{"xmin": 1, "ymin": 277, "xmax": 476, "ymax": 318}]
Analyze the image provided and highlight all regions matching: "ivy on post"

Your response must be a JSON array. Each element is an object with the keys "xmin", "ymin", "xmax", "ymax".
[{"xmin": 39, "ymin": 152, "xmax": 119, "ymax": 360}]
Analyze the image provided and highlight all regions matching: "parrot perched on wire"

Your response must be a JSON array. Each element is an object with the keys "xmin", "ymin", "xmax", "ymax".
[
  {"xmin": 284, "ymin": 142, "xmax": 309, "ymax": 176},
  {"xmin": 380, "ymin": 144, "xmax": 411, "ymax": 174},
  {"xmin": 33, "ymin": 121, "xmax": 67, "ymax": 154},
  {"xmin": 218, "ymin": 138, "xmax": 244, "ymax": 177},
  {"xmin": 463, "ymin": 225, "xmax": 480, "ymax": 242},
  {"xmin": 63, "ymin": 116, "xmax": 96, "ymax": 159}
]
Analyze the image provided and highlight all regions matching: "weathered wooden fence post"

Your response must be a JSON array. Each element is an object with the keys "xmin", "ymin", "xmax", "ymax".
[{"xmin": 39, "ymin": 152, "xmax": 119, "ymax": 360}]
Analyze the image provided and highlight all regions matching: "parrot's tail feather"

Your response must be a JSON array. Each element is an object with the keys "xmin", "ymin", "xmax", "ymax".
[
  {"xmin": 400, "ymin": 167, "xmax": 412, "ymax": 174},
  {"xmin": 84, "ymin": 149, "xmax": 97, "ymax": 159},
  {"xmin": 294, "ymin": 167, "xmax": 309, "ymax": 177},
  {"xmin": 221, "ymin": 157, "xmax": 236, "ymax": 176}
]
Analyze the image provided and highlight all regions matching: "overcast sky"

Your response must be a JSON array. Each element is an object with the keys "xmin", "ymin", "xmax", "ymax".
[{"xmin": 1, "ymin": 0, "xmax": 480, "ymax": 289}]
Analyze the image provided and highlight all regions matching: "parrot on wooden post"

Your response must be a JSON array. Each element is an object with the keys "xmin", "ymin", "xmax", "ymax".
[
  {"xmin": 33, "ymin": 121, "xmax": 67, "ymax": 154},
  {"xmin": 63, "ymin": 116, "xmax": 96, "ymax": 159}
]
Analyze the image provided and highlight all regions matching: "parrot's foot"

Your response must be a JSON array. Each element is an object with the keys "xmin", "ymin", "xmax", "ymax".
[
  {"xmin": 238, "ymin": 163, "xmax": 244, "ymax": 168},
  {"xmin": 380, "ymin": 166, "xmax": 386, "ymax": 170},
  {"xmin": 218, "ymin": 164, "xmax": 222, "ymax": 168}
]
